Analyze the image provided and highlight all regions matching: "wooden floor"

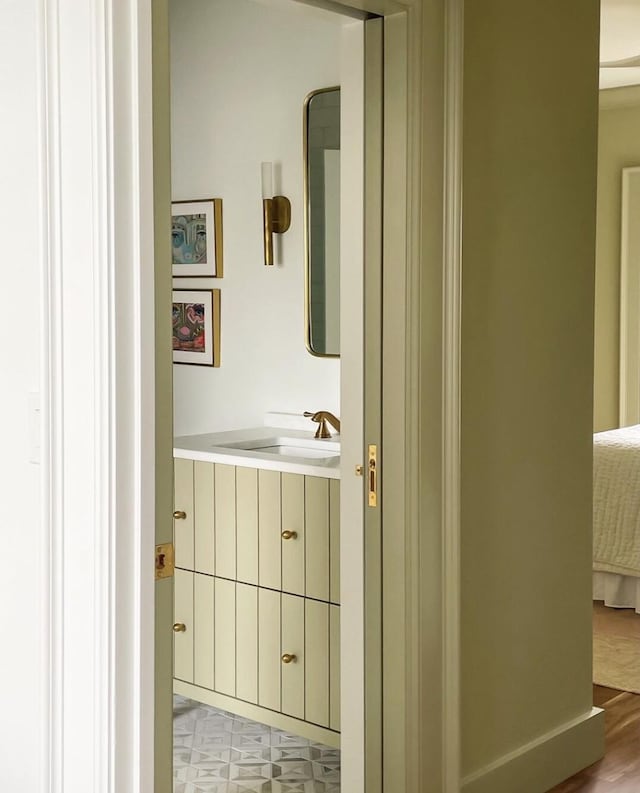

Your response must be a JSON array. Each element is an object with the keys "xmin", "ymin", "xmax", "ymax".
[
  {"xmin": 547, "ymin": 605, "xmax": 640, "ymax": 792},
  {"xmin": 546, "ymin": 686, "xmax": 640, "ymax": 792}
]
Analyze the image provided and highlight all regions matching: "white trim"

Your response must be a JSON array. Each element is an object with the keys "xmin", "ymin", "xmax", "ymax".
[
  {"xmin": 461, "ymin": 708, "xmax": 604, "ymax": 793},
  {"xmin": 619, "ymin": 166, "xmax": 640, "ymax": 426},
  {"xmin": 44, "ymin": 1, "xmax": 156, "ymax": 791},
  {"xmin": 41, "ymin": 0, "xmax": 63, "ymax": 789},
  {"xmin": 442, "ymin": 0, "xmax": 463, "ymax": 790}
]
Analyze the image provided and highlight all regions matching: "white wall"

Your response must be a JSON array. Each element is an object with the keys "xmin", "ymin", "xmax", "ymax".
[
  {"xmin": 170, "ymin": 0, "xmax": 342, "ymax": 436},
  {"xmin": 0, "ymin": 1, "xmax": 46, "ymax": 787}
]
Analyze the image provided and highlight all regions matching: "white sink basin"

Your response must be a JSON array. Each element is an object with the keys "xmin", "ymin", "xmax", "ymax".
[{"xmin": 213, "ymin": 436, "xmax": 340, "ymax": 461}]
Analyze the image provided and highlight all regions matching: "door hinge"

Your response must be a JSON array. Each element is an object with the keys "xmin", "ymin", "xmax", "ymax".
[
  {"xmin": 368, "ymin": 444, "xmax": 378, "ymax": 507},
  {"xmin": 155, "ymin": 543, "xmax": 175, "ymax": 580}
]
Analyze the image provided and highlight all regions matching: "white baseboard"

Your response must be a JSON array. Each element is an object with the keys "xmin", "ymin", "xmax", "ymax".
[{"xmin": 462, "ymin": 707, "xmax": 604, "ymax": 793}]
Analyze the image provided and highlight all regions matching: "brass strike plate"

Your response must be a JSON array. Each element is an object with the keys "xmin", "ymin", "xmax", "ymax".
[
  {"xmin": 155, "ymin": 543, "xmax": 175, "ymax": 580},
  {"xmin": 368, "ymin": 444, "xmax": 378, "ymax": 507}
]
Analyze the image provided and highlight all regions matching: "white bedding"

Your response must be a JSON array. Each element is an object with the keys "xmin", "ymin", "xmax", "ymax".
[
  {"xmin": 593, "ymin": 571, "xmax": 640, "ymax": 613},
  {"xmin": 594, "ymin": 424, "xmax": 640, "ymax": 577}
]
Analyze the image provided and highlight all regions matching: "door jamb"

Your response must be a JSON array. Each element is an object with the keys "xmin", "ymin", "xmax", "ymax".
[{"xmin": 43, "ymin": 0, "xmax": 465, "ymax": 791}]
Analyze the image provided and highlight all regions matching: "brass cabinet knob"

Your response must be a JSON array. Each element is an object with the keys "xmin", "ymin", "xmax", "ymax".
[
  {"xmin": 281, "ymin": 653, "xmax": 297, "ymax": 664},
  {"xmin": 281, "ymin": 530, "xmax": 298, "ymax": 540},
  {"xmin": 173, "ymin": 510, "xmax": 187, "ymax": 520},
  {"xmin": 173, "ymin": 623, "xmax": 186, "ymax": 633}
]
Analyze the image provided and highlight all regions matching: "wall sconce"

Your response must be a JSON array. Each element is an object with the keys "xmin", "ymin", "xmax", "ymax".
[{"xmin": 261, "ymin": 162, "xmax": 291, "ymax": 266}]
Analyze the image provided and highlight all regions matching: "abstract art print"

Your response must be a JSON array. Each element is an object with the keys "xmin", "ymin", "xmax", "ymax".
[
  {"xmin": 172, "ymin": 289, "xmax": 221, "ymax": 366},
  {"xmin": 171, "ymin": 199, "xmax": 223, "ymax": 277}
]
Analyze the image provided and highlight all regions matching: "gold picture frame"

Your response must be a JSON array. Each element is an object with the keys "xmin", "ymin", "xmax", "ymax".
[
  {"xmin": 171, "ymin": 198, "xmax": 224, "ymax": 278},
  {"xmin": 172, "ymin": 289, "xmax": 221, "ymax": 367}
]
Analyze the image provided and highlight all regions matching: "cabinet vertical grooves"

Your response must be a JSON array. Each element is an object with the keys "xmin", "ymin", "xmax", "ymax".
[{"xmin": 174, "ymin": 462, "xmax": 340, "ymax": 741}]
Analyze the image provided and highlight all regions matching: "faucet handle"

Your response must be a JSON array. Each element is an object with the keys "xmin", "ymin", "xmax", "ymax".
[{"xmin": 303, "ymin": 410, "xmax": 331, "ymax": 439}]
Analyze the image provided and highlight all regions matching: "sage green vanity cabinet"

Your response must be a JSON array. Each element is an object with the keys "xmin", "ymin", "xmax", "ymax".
[{"xmin": 172, "ymin": 458, "xmax": 341, "ymax": 747}]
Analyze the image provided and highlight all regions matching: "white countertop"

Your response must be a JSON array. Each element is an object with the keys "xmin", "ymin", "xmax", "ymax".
[{"xmin": 173, "ymin": 426, "xmax": 341, "ymax": 480}]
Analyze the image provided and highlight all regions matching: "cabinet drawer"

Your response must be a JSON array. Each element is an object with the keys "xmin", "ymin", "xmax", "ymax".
[
  {"xmin": 173, "ymin": 459, "xmax": 341, "ymax": 605},
  {"xmin": 174, "ymin": 575, "xmax": 341, "ymax": 733},
  {"xmin": 257, "ymin": 591, "xmax": 337, "ymax": 730},
  {"xmin": 259, "ymin": 472, "xmax": 340, "ymax": 605}
]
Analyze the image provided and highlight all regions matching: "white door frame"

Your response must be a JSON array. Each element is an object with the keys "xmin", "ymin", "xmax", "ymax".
[
  {"xmin": 43, "ymin": 0, "xmax": 157, "ymax": 791},
  {"xmin": 42, "ymin": 1, "xmax": 464, "ymax": 792}
]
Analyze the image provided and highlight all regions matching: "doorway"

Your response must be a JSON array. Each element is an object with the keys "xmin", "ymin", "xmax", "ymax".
[
  {"xmin": 586, "ymin": 4, "xmax": 640, "ymax": 786},
  {"xmin": 37, "ymin": 0, "xmax": 451, "ymax": 790},
  {"xmin": 161, "ymin": 2, "xmax": 378, "ymax": 792}
]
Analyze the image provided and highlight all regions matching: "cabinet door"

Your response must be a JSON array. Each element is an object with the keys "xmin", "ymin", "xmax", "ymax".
[
  {"xmin": 194, "ymin": 461, "xmax": 214, "ymax": 575},
  {"xmin": 281, "ymin": 594, "xmax": 304, "ymax": 720},
  {"xmin": 174, "ymin": 458, "xmax": 194, "ymax": 570},
  {"xmin": 329, "ymin": 604, "xmax": 340, "ymax": 731},
  {"xmin": 214, "ymin": 577, "xmax": 236, "ymax": 696},
  {"xmin": 329, "ymin": 480, "xmax": 340, "ymax": 604},
  {"xmin": 193, "ymin": 573, "xmax": 214, "ymax": 690},
  {"xmin": 258, "ymin": 470, "xmax": 281, "ymax": 590},
  {"xmin": 236, "ymin": 467, "xmax": 258, "ymax": 585},
  {"xmin": 281, "ymin": 473, "xmax": 305, "ymax": 596},
  {"xmin": 305, "ymin": 477, "xmax": 330, "ymax": 602},
  {"xmin": 305, "ymin": 599, "xmax": 329, "ymax": 727},
  {"xmin": 258, "ymin": 588, "xmax": 281, "ymax": 712},
  {"xmin": 236, "ymin": 583, "xmax": 258, "ymax": 704},
  {"xmin": 174, "ymin": 568, "xmax": 193, "ymax": 683},
  {"xmin": 215, "ymin": 464, "xmax": 236, "ymax": 580}
]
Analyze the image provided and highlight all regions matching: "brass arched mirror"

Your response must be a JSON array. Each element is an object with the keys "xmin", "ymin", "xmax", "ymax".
[{"xmin": 304, "ymin": 86, "xmax": 340, "ymax": 358}]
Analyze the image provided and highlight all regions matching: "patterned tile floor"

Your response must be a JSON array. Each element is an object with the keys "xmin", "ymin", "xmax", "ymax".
[{"xmin": 173, "ymin": 695, "xmax": 341, "ymax": 793}]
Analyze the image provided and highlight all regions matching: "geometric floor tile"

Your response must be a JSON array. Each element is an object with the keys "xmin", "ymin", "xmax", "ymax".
[{"xmin": 173, "ymin": 696, "xmax": 340, "ymax": 793}]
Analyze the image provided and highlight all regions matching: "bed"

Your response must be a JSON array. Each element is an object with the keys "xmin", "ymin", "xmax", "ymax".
[{"xmin": 593, "ymin": 424, "xmax": 640, "ymax": 613}]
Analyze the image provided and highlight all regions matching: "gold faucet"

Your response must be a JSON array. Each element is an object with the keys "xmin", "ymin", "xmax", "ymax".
[{"xmin": 303, "ymin": 410, "xmax": 341, "ymax": 439}]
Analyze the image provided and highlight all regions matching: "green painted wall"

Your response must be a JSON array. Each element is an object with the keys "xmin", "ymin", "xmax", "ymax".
[
  {"xmin": 594, "ymin": 87, "xmax": 640, "ymax": 432},
  {"xmin": 461, "ymin": 0, "xmax": 600, "ymax": 784}
]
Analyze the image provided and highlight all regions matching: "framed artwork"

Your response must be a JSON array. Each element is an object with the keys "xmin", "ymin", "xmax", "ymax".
[
  {"xmin": 172, "ymin": 289, "xmax": 221, "ymax": 367},
  {"xmin": 171, "ymin": 198, "xmax": 223, "ymax": 277}
]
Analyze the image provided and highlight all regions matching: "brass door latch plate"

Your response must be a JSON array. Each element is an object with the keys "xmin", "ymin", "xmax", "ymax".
[
  {"xmin": 155, "ymin": 543, "xmax": 175, "ymax": 580},
  {"xmin": 368, "ymin": 444, "xmax": 378, "ymax": 507}
]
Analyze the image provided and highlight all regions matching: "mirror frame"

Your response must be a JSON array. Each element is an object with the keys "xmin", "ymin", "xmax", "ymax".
[{"xmin": 303, "ymin": 85, "xmax": 341, "ymax": 358}]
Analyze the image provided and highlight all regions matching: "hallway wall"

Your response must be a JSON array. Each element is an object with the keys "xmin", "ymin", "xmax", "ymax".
[{"xmin": 461, "ymin": 1, "xmax": 603, "ymax": 790}]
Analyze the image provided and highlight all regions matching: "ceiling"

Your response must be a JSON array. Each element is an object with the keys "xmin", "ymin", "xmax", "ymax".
[{"xmin": 600, "ymin": 0, "xmax": 640, "ymax": 89}]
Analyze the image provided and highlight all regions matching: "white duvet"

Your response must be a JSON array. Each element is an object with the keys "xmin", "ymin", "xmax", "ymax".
[{"xmin": 594, "ymin": 424, "xmax": 640, "ymax": 577}]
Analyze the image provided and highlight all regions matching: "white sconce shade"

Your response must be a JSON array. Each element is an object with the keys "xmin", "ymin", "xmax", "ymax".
[
  {"xmin": 261, "ymin": 161, "xmax": 273, "ymax": 200},
  {"xmin": 261, "ymin": 161, "xmax": 291, "ymax": 266}
]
